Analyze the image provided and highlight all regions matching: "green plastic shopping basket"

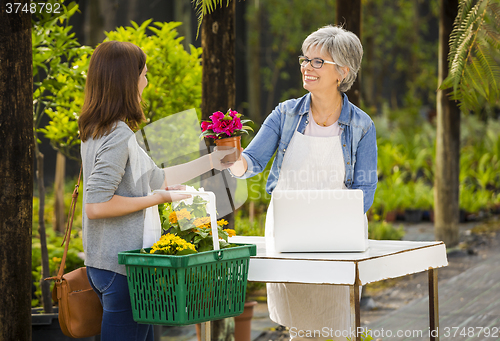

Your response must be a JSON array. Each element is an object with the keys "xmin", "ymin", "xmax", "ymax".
[{"xmin": 118, "ymin": 243, "xmax": 256, "ymax": 326}]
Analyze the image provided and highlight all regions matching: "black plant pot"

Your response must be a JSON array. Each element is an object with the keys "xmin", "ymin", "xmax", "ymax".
[
  {"xmin": 32, "ymin": 308, "xmax": 100, "ymax": 341},
  {"xmin": 404, "ymin": 209, "xmax": 423, "ymax": 223},
  {"xmin": 460, "ymin": 209, "xmax": 467, "ymax": 223}
]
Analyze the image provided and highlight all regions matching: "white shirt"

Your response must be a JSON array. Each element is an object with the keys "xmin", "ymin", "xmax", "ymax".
[{"xmin": 304, "ymin": 112, "xmax": 341, "ymax": 137}]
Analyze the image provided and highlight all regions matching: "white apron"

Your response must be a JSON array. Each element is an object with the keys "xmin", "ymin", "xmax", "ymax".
[{"xmin": 265, "ymin": 118, "xmax": 367, "ymax": 338}]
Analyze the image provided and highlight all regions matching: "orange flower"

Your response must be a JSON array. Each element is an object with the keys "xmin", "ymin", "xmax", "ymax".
[{"xmin": 169, "ymin": 211, "xmax": 178, "ymax": 224}]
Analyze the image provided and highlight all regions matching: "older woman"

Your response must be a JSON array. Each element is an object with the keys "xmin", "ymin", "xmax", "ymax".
[{"xmin": 230, "ymin": 25, "xmax": 377, "ymax": 339}]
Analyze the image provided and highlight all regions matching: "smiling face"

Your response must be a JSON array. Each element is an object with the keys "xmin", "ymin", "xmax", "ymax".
[{"xmin": 301, "ymin": 45, "xmax": 343, "ymax": 95}]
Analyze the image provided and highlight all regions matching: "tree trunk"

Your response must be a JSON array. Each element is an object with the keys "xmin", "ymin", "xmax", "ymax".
[
  {"xmin": 336, "ymin": 0, "xmax": 362, "ymax": 107},
  {"xmin": 201, "ymin": 3, "xmax": 236, "ymax": 114},
  {"xmin": 84, "ymin": 0, "xmax": 103, "ymax": 46},
  {"xmin": 201, "ymin": 3, "xmax": 236, "ymax": 340},
  {"xmin": 0, "ymin": 2, "xmax": 34, "ymax": 339},
  {"xmin": 54, "ymin": 151, "xmax": 66, "ymax": 233},
  {"xmin": 435, "ymin": 0, "xmax": 460, "ymax": 247}
]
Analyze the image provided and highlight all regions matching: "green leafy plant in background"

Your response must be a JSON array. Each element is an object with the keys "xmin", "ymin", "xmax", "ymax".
[
  {"xmin": 234, "ymin": 210, "xmax": 265, "ymax": 237},
  {"xmin": 441, "ymin": 0, "xmax": 500, "ymax": 114},
  {"xmin": 368, "ymin": 221, "xmax": 405, "ymax": 241},
  {"xmin": 33, "ymin": 5, "xmax": 92, "ymax": 159},
  {"xmin": 371, "ymin": 109, "xmax": 499, "ymax": 220},
  {"xmin": 105, "ymin": 20, "xmax": 202, "ymax": 125},
  {"xmin": 371, "ymin": 170, "xmax": 406, "ymax": 221},
  {"xmin": 361, "ymin": 0, "xmax": 439, "ymax": 111}
]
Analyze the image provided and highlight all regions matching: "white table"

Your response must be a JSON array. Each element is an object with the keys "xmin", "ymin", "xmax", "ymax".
[{"xmin": 216, "ymin": 237, "xmax": 448, "ymax": 341}]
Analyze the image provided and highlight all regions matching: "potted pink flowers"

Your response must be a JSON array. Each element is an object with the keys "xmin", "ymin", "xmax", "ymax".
[{"xmin": 200, "ymin": 109, "xmax": 253, "ymax": 163}]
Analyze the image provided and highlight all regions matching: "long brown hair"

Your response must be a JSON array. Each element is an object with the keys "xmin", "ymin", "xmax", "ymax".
[{"xmin": 78, "ymin": 41, "xmax": 146, "ymax": 142}]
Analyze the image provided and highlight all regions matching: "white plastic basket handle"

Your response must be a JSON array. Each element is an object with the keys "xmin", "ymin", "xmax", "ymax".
[{"xmin": 153, "ymin": 190, "xmax": 220, "ymax": 250}]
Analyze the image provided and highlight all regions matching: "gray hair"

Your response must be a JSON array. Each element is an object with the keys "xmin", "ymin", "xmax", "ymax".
[{"xmin": 302, "ymin": 25, "xmax": 363, "ymax": 92}]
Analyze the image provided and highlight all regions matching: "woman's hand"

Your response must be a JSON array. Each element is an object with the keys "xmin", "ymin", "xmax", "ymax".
[
  {"xmin": 228, "ymin": 147, "xmax": 247, "ymax": 177},
  {"xmin": 156, "ymin": 184, "xmax": 191, "ymax": 203},
  {"xmin": 211, "ymin": 147, "xmax": 237, "ymax": 171}
]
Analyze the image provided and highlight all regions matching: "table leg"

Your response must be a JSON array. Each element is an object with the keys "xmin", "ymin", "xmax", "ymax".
[
  {"xmin": 429, "ymin": 269, "xmax": 439, "ymax": 341},
  {"xmin": 350, "ymin": 284, "xmax": 361, "ymax": 341},
  {"xmin": 201, "ymin": 321, "xmax": 211, "ymax": 341}
]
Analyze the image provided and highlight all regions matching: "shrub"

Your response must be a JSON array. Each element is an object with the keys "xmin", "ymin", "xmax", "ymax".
[
  {"xmin": 105, "ymin": 20, "xmax": 202, "ymax": 124},
  {"xmin": 368, "ymin": 221, "xmax": 405, "ymax": 241}
]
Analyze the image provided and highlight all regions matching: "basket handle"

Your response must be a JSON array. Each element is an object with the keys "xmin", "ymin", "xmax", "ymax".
[{"xmin": 153, "ymin": 190, "xmax": 220, "ymax": 250}]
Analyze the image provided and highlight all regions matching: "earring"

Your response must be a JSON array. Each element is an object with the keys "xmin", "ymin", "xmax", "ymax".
[{"xmin": 337, "ymin": 79, "xmax": 341, "ymax": 87}]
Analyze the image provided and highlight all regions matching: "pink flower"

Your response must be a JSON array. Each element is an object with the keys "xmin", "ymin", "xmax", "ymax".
[
  {"xmin": 233, "ymin": 116, "xmax": 242, "ymax": 130},
  {"xmin": 210, "ymin": 111, "xmax": 225, "ymax": 122},
  {"xmin": 210, "ymin": 111, "xmax": 225, "ymax": 133},
  {"xmin": 201, "ymin": 121, "xmax": 212, "ymax": 132}
]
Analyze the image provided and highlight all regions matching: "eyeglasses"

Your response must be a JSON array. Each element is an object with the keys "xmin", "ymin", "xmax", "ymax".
[{"xmin": 298, "ymin": 56, "xmax": 336, "ymax": 69}]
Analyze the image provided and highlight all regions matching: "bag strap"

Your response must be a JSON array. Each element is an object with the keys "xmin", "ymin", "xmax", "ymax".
[{"xmin": 46, "ymin": 165, "xmax": 83, "ymax": 282}]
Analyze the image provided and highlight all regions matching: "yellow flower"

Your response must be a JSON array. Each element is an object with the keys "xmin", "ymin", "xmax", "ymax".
[
  {"xmin": 150, "ymin": 233, "xmax": 196, "ymax": 255},
  {"xmin": 217, "ymin": 219, "xmax": 228, "ymax": 227},
  {"xmin": 169, "ymin": 211, "xmax": 178, "ymax": 224},
  {"xmin": 225, "ymin": 229, "xmax": 236, "ymax": 237}
]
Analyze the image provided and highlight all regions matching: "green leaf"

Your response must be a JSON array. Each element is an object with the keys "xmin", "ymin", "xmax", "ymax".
[{"xmin": 443, "ymin": 0, "xmax": 500, "ymax": 113}]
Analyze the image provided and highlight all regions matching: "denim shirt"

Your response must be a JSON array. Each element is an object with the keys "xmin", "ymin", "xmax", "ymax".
[{"xmin": 239, "ymin": 92, "xmax": 378, "ymax": 213}]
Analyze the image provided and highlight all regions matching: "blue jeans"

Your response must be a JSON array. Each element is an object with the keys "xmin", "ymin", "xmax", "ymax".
[{"xmin": 87, "ymin": 267, "xmax": 154, "ymax": 341}]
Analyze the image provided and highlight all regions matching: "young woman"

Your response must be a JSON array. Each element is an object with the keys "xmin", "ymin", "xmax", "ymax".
[{"xmin": 78, "ymin": 41, "xmax": 233, "ymax": 341}]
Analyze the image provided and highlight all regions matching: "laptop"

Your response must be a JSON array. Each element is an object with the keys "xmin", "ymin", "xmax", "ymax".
[{"xmin": 271, "ymin": 189, "xmax": 368, "ymax": 252}]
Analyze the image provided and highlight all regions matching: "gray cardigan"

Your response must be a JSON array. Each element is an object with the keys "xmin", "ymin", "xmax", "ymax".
[{"xmin": 81, "ymin": 121, "xmax": 165, "ymax": 275}]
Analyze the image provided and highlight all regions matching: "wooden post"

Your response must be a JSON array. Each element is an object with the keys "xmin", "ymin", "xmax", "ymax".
[
  {"xmin": 336, "ymin": 0, "xmax": 361, "ymax": 107},
  {"xmin": 350, "ymin": 264, "xmax": 361, "ymax": 341},
  {"xmin": 429, "ymin": 269, "xmax": 439, "ymax": 340},
  {"xmin": 0, "ymin": 1, "xmax": 34, "ymax": 339},
  {"xmin": 435, "ymin": 0, "xmax": 460, "ymax": 247}
]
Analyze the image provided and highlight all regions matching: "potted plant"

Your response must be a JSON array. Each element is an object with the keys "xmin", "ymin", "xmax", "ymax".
[
  {"xmin": 404, "ymin": 180, "xmax": 433, "ymax": 223},
  {"xmin": 200, "ymin": 109, "xmax": 254, "ymax": 163},
  {"xmin": 373, "ymin": 172, "xmax": 405, "ymax": 222}
]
